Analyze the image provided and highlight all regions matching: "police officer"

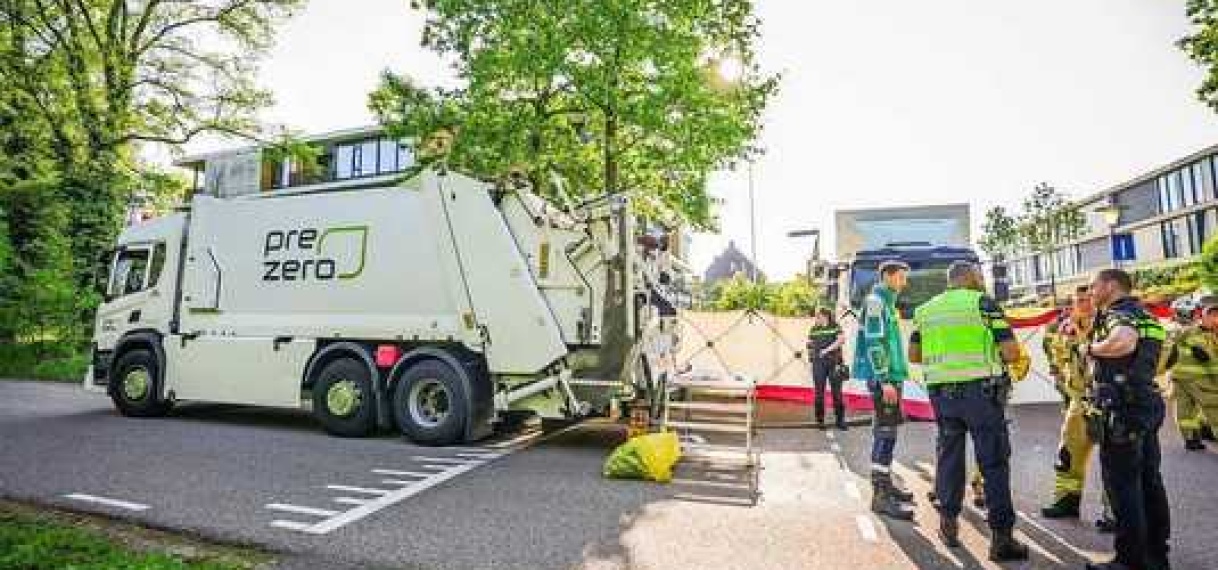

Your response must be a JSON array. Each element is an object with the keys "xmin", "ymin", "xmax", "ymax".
[
  {"xmin": 1085, "ymin": 269, "xmax": 1171, "ymax": 570},
  {"xmin": 854, "ymin": 260, "xmax": 915, "ymax": 520},
  {"xmin": 808, "ymin": 307, "xmax": 847, "ymax": 430},
  {"xmin": 1042, "ymin": 285, "xmax": 1115, "ymax": 532},
  {"xmin": 1165, "ymin": 303, "xmax": 1218, "ymax": 451},
  {"xmin": 909, "ymin": 261, "xmax": 1028, "ymax": 561}
]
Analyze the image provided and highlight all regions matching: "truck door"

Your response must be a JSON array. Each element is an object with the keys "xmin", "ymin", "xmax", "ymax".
[{"xmin": 95, "ymin": 243, "xmax": 171, "ymax": 349}]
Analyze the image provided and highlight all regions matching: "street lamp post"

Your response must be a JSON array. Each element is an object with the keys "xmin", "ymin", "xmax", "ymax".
[
  {"xmin": 1095, "ymin": 204, "xmax": 1124, "ymax": 269},
  {"xmin": 787, "ymin": 229, "xmax": 821, "ymax": 287}
]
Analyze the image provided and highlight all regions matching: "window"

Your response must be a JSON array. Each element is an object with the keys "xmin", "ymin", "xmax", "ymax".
[
  {"xmin": 1201, "ymin": 159, "xmax": 1215, "ymax": 202},
  {"xmin": 335, "ymin": 144, "xmax": 355, "ymax": 179},
  {"xmin": 1157, "ymin": 177, "xmax": 1169, "ymax": 214},
  {"xmin": 1182, "ymin": 167, "xmax": 1197, "ymax": 208},
  {"xmin": 355, "ymin": 140, "xmax": 378, "ymax": 176},
  {"xmin": 378, "ymin": 139, "xmax": 398, "ymax": 174},
  {"xmin": 1161, "ymin": 221, "xmax": 1182, "ymax": 259},
  {"xmin": 1187, "ymin": 212, "xmax": 1208, "ymax": 256},
  {"xmin": 109, "ymin": 247, "xmax": 151, "ymax": 298},
  {"xmin": 398, "ymin": 144, "xmax": 413, "ymax": 170},
  {"xmin": 148, "ymin": 243, "xmax": 167, "ymax": 288}
]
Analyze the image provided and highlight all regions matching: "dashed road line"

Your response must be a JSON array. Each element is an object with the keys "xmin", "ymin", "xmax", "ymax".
[
  {"xmin": 64, "ymin": 493, "xmax": 149, "ymax": 512},
  {"xmin": 267, "ymin": 423, "xmax": 582, "ymax": 534}
]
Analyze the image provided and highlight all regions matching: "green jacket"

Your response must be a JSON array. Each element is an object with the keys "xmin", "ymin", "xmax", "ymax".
[
  {"xmin": 853, "ymin": 284, "xmax": 909, "ymax": 384},
  {"xmin": 1168, "ymin": 325, "xmax": 1218, "ymax": 382}
]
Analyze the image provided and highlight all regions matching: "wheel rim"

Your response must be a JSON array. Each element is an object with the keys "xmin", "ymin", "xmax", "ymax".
[
  {"xmin": 326, "ymin": 379, "xmax": 361, "ymax": 417},
  {"xmin": 408, "ymin": 378, "xmax": 451, "ymax": 429},
  {"xmin": 122, "ymin": 367, "xmax": 151, "ymax": 401}
]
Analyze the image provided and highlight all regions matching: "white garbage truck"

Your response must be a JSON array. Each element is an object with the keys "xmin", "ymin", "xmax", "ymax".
[{"xmin": 87, "ymin": 169, "xmax": 667, "ymax": 444}]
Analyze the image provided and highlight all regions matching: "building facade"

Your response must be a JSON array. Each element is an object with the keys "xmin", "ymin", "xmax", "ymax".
[
  {"xmin": 177, "ymin": 125, "xmax": 416, "ymax": 197},
  {"xmin": 1008, "ymin": 143, "xmax": 1218, "ymax": 299}
]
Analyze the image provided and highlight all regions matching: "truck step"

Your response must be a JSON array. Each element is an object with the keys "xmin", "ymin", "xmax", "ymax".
[
  {"xmin": 666, "ymin": 420, "xmax": 752, "ymax": 434},
  {"xmin": 666, "ymin": 402, "xmax": 752, "ymax": 414}
]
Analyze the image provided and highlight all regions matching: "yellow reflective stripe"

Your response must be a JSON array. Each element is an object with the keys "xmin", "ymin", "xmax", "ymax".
[{"xmin": 926, "ymin": 353, "xmax": 998, "ymax": 365}]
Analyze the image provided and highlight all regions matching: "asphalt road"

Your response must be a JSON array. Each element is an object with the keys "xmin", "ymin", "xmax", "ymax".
[{"xmin": 2, "ymin": 380, "xmax": 1217, "ymax": 569}]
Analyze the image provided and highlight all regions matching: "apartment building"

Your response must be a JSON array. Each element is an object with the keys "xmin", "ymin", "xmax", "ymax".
[{"xmin": 1008, "ymin": 143, "xmax": 1218, "ymax": 299}]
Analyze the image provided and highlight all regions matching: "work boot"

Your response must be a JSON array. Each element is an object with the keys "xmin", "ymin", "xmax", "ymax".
[
  {"xmin": 1184, "ymin": 438, "xmax": 1206, "ymax": 451},
  {"xmin": 871, "ymin": 487, "xmax": 915, "ymax": 520},
  {"xmin": 1201, "ymin": 424, "xmax": 1216, "ymax": 442},
  {"xmin": 988, "ymin": 528, "xmax": 1029, "ymax": 562},
  {"xmin": 884, "ymin": 479, "xmax": 916, "ymax": 503},
  {"xmin": 1095, "ymin": 515, "xmax": 1116, "ymax": 533},
  {"xmin": 1040, "ymin": 494, "xmax": 1081, "ymax": 519},
  {"xmin": 938, "ymin": 517, "xmax": 961, "ymax": 548}
]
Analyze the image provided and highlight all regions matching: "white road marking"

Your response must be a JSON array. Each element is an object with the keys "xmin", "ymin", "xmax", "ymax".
[
  {"xmin": 270, "ymin": 422, "xmax": 584, "ymax": 534},
  {"xmin": 371, "ymin": 469, "xmax": 430, "ymax": 478},
  {"xmin": 855, "ymin": 515, "xmax": 879, "ymax": 543},
  {"xmin": 64, "ymin": 493, "xmax": 149, "ymax": 512},
  {"xmin": 410, "ymin": 456, "xmax": 476, "ymax": 464},
  {"xmin": 266, "ymin": 503, "xmax": 339, "ymax": 517},
  {"xmin": 325, "ymin": 485, "xmax": 390, "ymax": 495},
  {"xmin": 380, "ymin": 479, "xmax": 418, "ymax": 486},
  {"xmin": 456, "ymin": 452, "xmax": 502, "ymax": 460},
  {"xmin": 484, "ymin": 429, "xmax": 544, "ymax": 449},
  {"xmin": 844, "ymin": 480, "xmax": 861, "ymax": 500},
  {"xmin": 1015, "ymin": 509, "xmax": 1097, "ymax": 560}
]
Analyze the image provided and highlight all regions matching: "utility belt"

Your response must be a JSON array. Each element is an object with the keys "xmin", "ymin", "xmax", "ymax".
[
  {"xmin": 1083, "ymin": 375, "xmax": 1154, "ymax": 446},
  {"xmin": 927, "ymin": 375, "xmax": 1011, "ymax": 406}
]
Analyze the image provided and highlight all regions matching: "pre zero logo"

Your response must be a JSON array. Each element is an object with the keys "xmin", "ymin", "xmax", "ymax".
[{"xmin": 262, "ymin": 226, "xmax": 368, "ymax": 282}]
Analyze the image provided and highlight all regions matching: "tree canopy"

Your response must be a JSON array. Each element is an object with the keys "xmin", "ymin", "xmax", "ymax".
[
  {"xmin": 370, "ymin": 0, "xmax": 778, "ymax": 229},
  {"xmin": 1181, "ymin": 0, "xmax": 1218, "ymax": 113}
]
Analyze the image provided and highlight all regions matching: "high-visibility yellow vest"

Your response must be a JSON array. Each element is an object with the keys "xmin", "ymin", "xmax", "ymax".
[{"xmin": 913, "ymin": 288, "xmax": 1005, "ymax": 386}]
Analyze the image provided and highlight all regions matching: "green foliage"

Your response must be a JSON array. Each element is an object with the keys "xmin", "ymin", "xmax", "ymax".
[
  {"xmin": 1181, "ymin": 0, "xmax": 1218, "ymax": 113},
  {"xmin": 0, "ymin": 1, "xmax": 301, "ymax": 341},
  {"xmin": 0, "ymin": 342, "xmax": 88, "ymax": 381},
  {"xmin": 978, "ymin": 205, "xmax": 1019, "ymax": 260},
  {"xmin": 1018, "ymin": 182, "xmax": 1086, "ymax": 256},
  {"xmin": 1198, "ymin": 235, "xmax": 1218, "ymax": 291},
  {"xmin": 1135, "ymin": 262, "xmax": 1203, "ymax": 300},
  {"xmin": 706, "ymin": 274, "xmax": 823, "ymax": 316},
  {"xmin": 0, "ymin": 509, "xmax": 248, "ymax": 569},
  {"xmin": 371, "ymin": 0, "xmax": 779, "ymax": 229}
]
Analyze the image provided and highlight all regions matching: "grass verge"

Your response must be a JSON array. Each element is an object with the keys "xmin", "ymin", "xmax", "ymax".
[{"xmin": 0, "ymin": 500, "xmax": 269, "ymax": 570}]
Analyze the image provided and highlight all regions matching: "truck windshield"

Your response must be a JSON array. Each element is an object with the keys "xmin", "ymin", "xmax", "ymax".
[{"xmin": 847, "ymin": 260, "xmax": 963, "ymax": 313}]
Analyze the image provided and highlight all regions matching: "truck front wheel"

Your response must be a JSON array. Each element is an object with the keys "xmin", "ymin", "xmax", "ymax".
[
  {"xmin": 311, "ymin": 357, "xmax": 376, "ymax": 438},
  {"xmin": 393, "ymin": 359, "xmax": 469, "ymax": 446},
  {"xmin": 109, "ymin": 349, "xmax": 172, "ymax": 418}
]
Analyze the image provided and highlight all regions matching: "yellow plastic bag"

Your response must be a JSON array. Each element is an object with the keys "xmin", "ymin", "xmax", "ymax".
[
  {"xmin": 603, "ymin": 432, "xmax": 682, "ymax": 482},
  {"xmin": 1009, "ymin": 342, "xmax": 1031, "ymax": 383}
]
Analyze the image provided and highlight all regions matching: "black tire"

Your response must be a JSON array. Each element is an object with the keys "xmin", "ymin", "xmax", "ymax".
[
  {"xmin": 393, "ymin": 359, "xmax": 469, "ymax": 446},
  {"xmin": 495, "ymin": 410, "xmax": 537, "ymax": 433},
  {"xmin": 311, "ymin": 357, "xmax": 376, "ymax": 438},
  {"xmin": 108, "ymin": 348, "xmax": 172, "ymax": 418}
]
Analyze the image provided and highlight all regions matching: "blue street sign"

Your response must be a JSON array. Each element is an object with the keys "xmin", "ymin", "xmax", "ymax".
[{"xmin": 1111, "ymin": 233, "xmax": 1136, "ymax": 262}]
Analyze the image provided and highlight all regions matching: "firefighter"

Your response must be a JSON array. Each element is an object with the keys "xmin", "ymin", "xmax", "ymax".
[
  {"xmin": 854, "ymin": 260, "xmax": 915, "ymax": 520},
  {"xmin": 909, "ymin": 261, "xmax": 1028, "ymax": 561},
  {"xmin": 807, "ymin": 307, "xmax": 847, "ymax": 430},
  {"xmin": 1041, "ymin": 285, "xmax": 1115, "ymax": 532},
  {"xmin": 1165, "ymin": 303, "xmax": 1218, "ymax": 451},
  {"xmin": 1084, "ymin": 269, "xmax": 1171, "ymax": 570}
]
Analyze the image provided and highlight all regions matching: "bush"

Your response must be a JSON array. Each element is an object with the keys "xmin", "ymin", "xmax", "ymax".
[{"xmin": 0, "ymin": 342, "xmax": 89, "ymax": 382}]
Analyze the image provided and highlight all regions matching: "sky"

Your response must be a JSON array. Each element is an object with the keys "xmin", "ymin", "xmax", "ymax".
[{"xmin": 184, "ymin": 0, "xmax": 1218, "ymax": 280}]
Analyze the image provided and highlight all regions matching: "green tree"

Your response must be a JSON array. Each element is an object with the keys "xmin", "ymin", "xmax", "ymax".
[
  {"xmin": 978, "ymin": 205, "xmax": 1020, "ymax": 261},
  {"xmin": 1180, "ymin": 0, "xmax": 1218, "ymax": 112},
  {"xmin": 1, "ymin": 0, "xmax": 302, "ymax": 331},
  {"xmin": 1017, "ymin": 183, "xmax": 1086, "ymax": 300},
  {"xmin": 712, "ymin": 274, "xmax": 771, "ymax": 311},
  {"xmin": 1199, "ymin": 236, "xmax": 1218, "ymax": 291},
  {"xmin": 769, "ymin": 277, "xmax": 820, "ymax": 317},
  {"xmin": 370, "ymin": 0, "xmax": 778, "ymax": 229}
]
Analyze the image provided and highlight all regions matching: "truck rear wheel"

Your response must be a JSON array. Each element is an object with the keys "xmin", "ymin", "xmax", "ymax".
[
  {"xmin": 109, "ymin": 349, "xmax": 172, "ymax": 418},
  {"xmin": 311, "ymin": 357, "xmax": 376, "ymax": 438},
  {"xmin": 393, "ymin": 359, "xmax": 469, "ymax": 446}
]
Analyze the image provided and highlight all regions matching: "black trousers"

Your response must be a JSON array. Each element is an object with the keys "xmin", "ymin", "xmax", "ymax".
[
  {"xmin": 929, "ymin": 381, "xmax": 1016, "ymax": 529},
  {"xmin": 811, "ymin": 358, "xmax": 844, "ymax": 423},
  {"xmin": 1100, "ymin": 396, "xmax": 1171, "ymax": 569}
]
